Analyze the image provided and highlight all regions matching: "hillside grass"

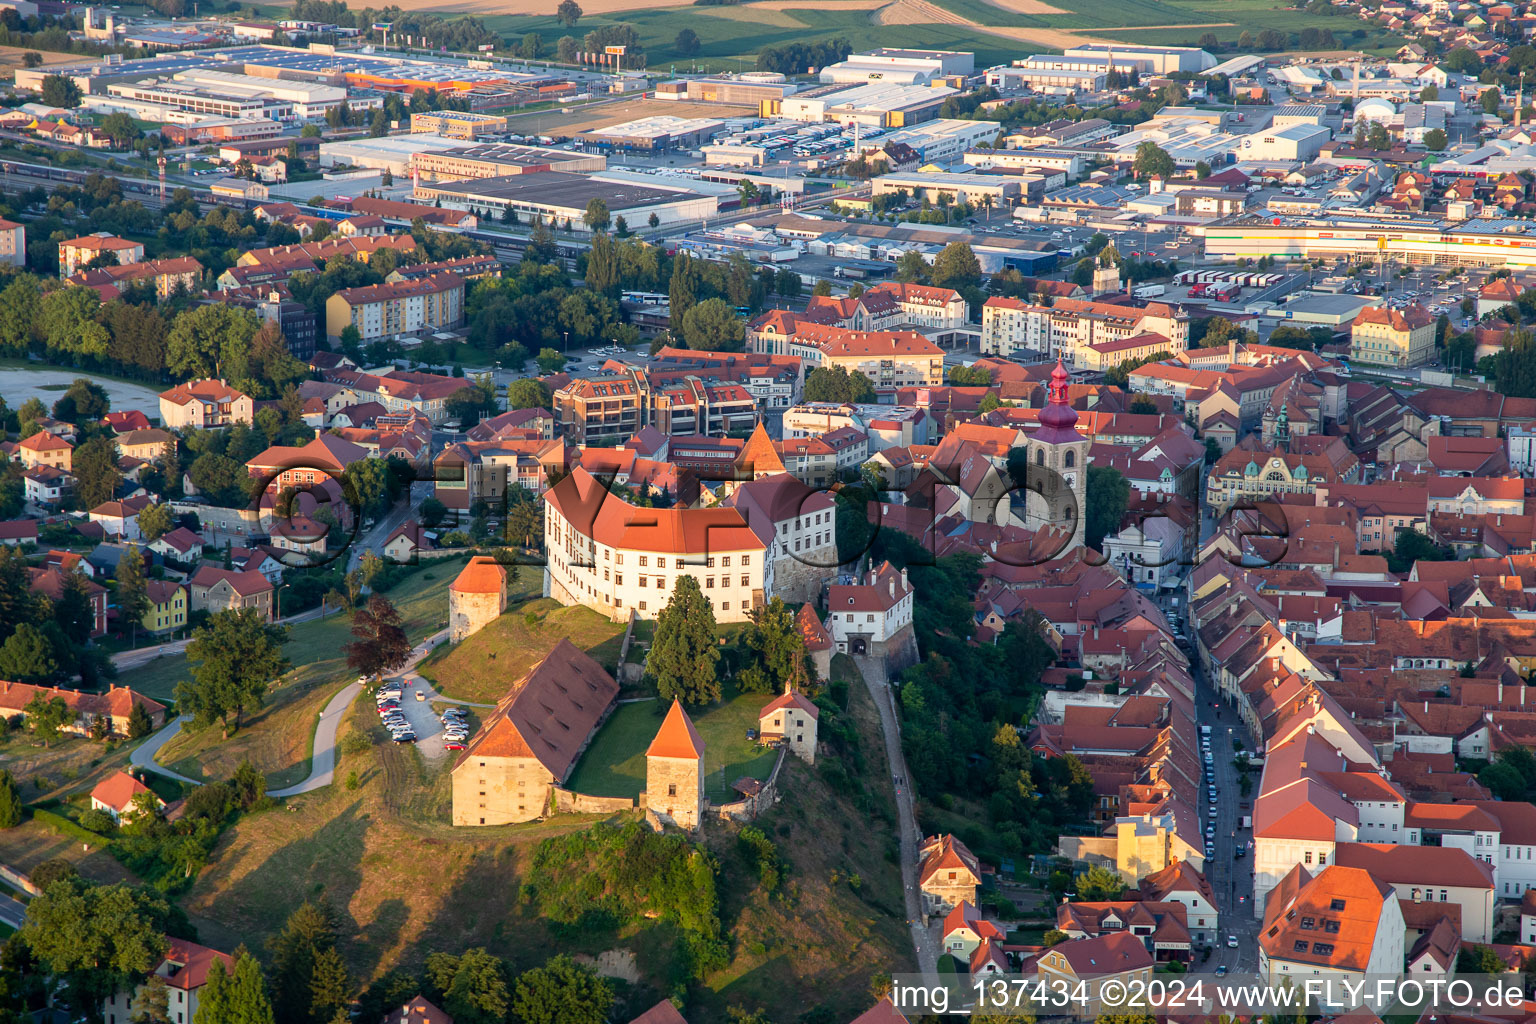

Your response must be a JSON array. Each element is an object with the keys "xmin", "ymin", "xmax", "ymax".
[
  {"xmin": 181, "ymin": 654, "xmax": 909, "ymax": 1024},
  {"xmin": 564, "ymin": 686, "xmax": 780, "ymax": 804},
  {"xmin": 415, "ymin": 596, "xmax": 625, "ymax": 705},
  {"xmin": 145, "ymin": 560, "xmax": 470, "ymax": 787}
]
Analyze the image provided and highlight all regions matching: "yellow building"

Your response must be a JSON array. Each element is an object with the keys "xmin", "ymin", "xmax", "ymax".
[
  {"xmin": 142, "ymin": 581, "xmax": 186, "ymax": 634},
  {"xmin": 409, "ymin": 110, "xmax": 509, "ymax": 139},
  {"xmin": 1350, "ymin": 304, "xmax": 1436, "ymax": 367}
]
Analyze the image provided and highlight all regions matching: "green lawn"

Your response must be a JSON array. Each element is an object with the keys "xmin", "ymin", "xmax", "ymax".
[
  {"xmin": 415, "ymin": 595, "xmax": 624, "ymax": 705},
  {"xmin": 133, "ymin": 560, "xmax": 471, "ymax": 786},
  {"xmin": 564, "ymin": 685, "xmax": 780, "ymax": 804}
]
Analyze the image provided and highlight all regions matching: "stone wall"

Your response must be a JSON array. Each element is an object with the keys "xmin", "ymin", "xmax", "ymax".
[
  {"xmin": 552, "ymin": 788, "xmax": 636, "ymax": 815},
  {"xmin": 715, "ymin": 746, "xmax": 788, "ymax": 822},
  {"xmin": 772, "ymin": 546, "xmax": 836, "ymax": 604}
]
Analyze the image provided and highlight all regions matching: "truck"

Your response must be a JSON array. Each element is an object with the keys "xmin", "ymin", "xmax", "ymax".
[
  {"xmin": 1241, "ymin": 815, "xmax": 1253, "ymax": 829},
  {"xmin": 1133, "ymin": 284, "xmax": 1166, "ymax": 299},
  {"xmin": 1200, "ymin": 724, "xmax": 1212, "ymax": 737}
]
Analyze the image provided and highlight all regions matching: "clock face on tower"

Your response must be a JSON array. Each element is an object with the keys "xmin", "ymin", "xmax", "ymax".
[{"xmin": 1064, "ymin": 473, "xmax": 1076, "ymax": 490}]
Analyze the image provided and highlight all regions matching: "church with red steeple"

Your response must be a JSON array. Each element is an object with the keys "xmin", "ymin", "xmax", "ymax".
[{"xmin": 1021, "ymin": 357, "xmax": 1089, "ymax": 552}]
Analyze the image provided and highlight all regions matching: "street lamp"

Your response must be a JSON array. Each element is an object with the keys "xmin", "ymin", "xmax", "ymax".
[{"xmin": 276, "ymin": 582, "xmax": 291, "ymax": 620}]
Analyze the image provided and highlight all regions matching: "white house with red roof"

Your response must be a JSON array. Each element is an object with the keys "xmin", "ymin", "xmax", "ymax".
[
  {"xmin": 826, "ymin": 561, "xmax": 916, "ymax": 672},
  {"xmin": 100, "ymin": 937, "xmax": 234, "ymax": 1024},
  {"xmin": 759, "ymin": 688, "xmax": 818, "ymax": 763},
  {"xmin": 1259, "ymin": 864, "xmax": 1404, "ymax": 988},
  {"xmin": 90, "ymin": 769, "xmax": 162, "ymax": 822},
  {"xmin": 542, "ymin": 465, "xmax": 771, "ymax": 623},
  {"xmin": 158, "ymin": 379, "xmax": 254, "ymax": 430},
  {"xmin": 918, "ymin": 833, "xmax": 982, "ymax": 914}
]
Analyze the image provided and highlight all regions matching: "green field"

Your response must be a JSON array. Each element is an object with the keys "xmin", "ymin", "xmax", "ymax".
[
  {"xmin": 489, "ymin": 0, "xmax": 1387, "ymax": 67},
  {"xmin": 565, "ymin": 688, "xmax": 780, "ymax": 804}
]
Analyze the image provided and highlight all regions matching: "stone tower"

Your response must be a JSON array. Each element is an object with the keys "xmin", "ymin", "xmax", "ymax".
[
  {"xmin": 646, "ymin": 698, "xmax": 705, "ymax": 830},
  {"xmin": 448, "ymin": 556, "xmax": 507, "ymax": 642},
  {"xmin": 1022, "ymin": 357, "xmax": 1090, "ymax": 553}
]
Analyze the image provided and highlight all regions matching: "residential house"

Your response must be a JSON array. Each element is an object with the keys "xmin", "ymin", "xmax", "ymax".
[
  {"xmin": 187, "ymin": 566, "xmax": 274, "ymax": 619},
  {"xmin": 90, "ymin": 770, "xmax": 162, "ymax": 822},
  {"xmin": 918, "ymin": 833, "xmax": 982, "ymax": 914}
]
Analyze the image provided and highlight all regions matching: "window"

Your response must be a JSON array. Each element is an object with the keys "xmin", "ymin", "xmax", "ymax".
[
  {"xmin": 1065, "ymin": 450, "xmax": 1076, "ymax": 468},
  {"xmin": 639, "ymin": 602, "xmax": 647, "ymax": 611},
  {"xmin": 1304, "ymin": 851, "xmax": 1312, "ymax": 865},
  {"xmin": 1328, "ymin": 899, "xmax": 1346, "ymax": 912},
  {"xmin": 1312, "ymin": 943, "xmax": 1334, "ymax": 957},
  {"xmin": 1440, "ymin": 890, "xmax": 1448, "ymax": 901},
  {"xmin": 1293, "ymin": 940, "xmax": 1309, "ymax": 953},
  {"xmin": 722, "ymin": 602, "xmax": 730, "ymax": 610},
  {"xmin": 1299, "ymin": 917, "xmax": 1315, "ymax": 930},
  {"xmin": 656, "ymin": 577, "xmax": 665, "ymax": 588},
  {"xmin": 706, "ymin": 577, "xmax": 715, "ymax": 588},
  {"xmin": 707, "ymin": 557, "xmax": 716, "ymax": 568},
  {"xmin": 723, "ymin": 556, "xmax": 731, "ymax": 566},
  {"xmin": 657, "ymin": 557, "xmax": 667, "ymax": 568},
  {"xmin": 741, "ymin": 575, "xmax": 749, "ymax": 587},
  {"xmin": 668, "ymin": 784, "xmax": 677, "ymax": 796},
  {"xmin": 640, "ymin": 578, "xmax": 648, "ymax": 587},
  {"xmin": 742, "ymin": 555, "xmax": 750, "ymax": 566},
  {"xmin": 615, "ymin": 574, "xmax": 623, "ymax": 586},
  {"xmin": 640, "ymin": 556, "xmax": 648, "ymax": 567},
  {"xmin": 616, "ymin": 553, "xmax": 623, "ymax": 565}
]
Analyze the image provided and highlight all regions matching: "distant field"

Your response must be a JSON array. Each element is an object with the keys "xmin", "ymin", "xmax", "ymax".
[
  {"xmin": 493, "ymin": 0, "xmax": 1384, "ymax": 66},
  {"xmin": 0, "ymin": 45, "xmax": 81, "ymax": 72}
]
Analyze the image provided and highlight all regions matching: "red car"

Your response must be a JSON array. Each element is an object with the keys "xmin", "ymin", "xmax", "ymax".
[{"xmin": 444, "ymin": 741, "xmax": 466, "ymax": 750}]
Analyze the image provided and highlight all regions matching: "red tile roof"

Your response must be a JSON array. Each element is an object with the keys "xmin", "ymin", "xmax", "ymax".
[{"xmin": 647, "ymin": 699, "xmax": 705, "ymax": 760}]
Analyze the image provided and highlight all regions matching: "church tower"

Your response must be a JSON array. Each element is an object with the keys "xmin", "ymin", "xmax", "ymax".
[
  {"xmin": 1023, "ymin": 358, "xmax": 1090, "ymax": 553},
  {"xmin": 646, "ymin": 699, "xmax": 705, "ymax": 830}
]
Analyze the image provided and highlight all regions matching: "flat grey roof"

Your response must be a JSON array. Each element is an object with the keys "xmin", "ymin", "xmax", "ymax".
[{"xmin": 423, "ymin": 171, "xmax": 689, "ymax": 210}]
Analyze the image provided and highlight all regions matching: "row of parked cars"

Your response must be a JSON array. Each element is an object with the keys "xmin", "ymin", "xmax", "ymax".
[
  {"xmin": 376, "ymin": 682, "xmax": 416, "ymax": 744},
  {"xmin": 442, "ymin": 707, "xmax": 469, "ymax": 751}
]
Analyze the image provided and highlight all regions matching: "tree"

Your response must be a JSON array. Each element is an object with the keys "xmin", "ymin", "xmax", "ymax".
[
  {"xmin": 433, "ymin": 948, "xmax": 510, "ymax": 1024},
  {"xmin": 738, "ymin": 597, "xmax": 806, "ymax": 693},
  {"xmin": 520, "ymin": 32, "xmax": 544, "ymax": 60},
  {"xmin": 930, "ymin": 242, "xmax": 981, "ymax": 291},
  {"xmin": 73, "ymin": 437, "xmax": 122, "ymax": 510},
  {"xmin": 680, "ymin": 298, "xmax": 744, "ymax": 352},
  {"xmin": 556, "ymin": 0, "xmax": 582, "ymax": 26},
  {"xmin": 1074, "ymin": 864, "xmax": 1127, "ymax": 900},
  {"xmin": 100, "ymin": 112, "xmax": 141, "ymax": 149},
  {"xmin": 1457, "ymin": 944, "xmax": 1507, "ymax": 975},
  {"xmin": 166, "ymin": 305, "xmax": 260, "ymax": 383},
  {"xmin": 803, "ymin": 365, "xmax": 876, "ymax": 404},
  {"xmin": 895, "ymin": 249, "xmax": 930, "ymax": 284},
  {"xmin": 675, "ymin": 27, "xmax": 701, "ymax": 55},
  {"xmin": 20, "ymin": 51, "xmax": 41, "ymax": 68},
  {"xmin": 344, "ymin": 596, "xmax": 412, "ymax": 680},
  {"xmin": 650, "ymin": 575, "xmax": 720, "ymax": 705},
  {"xmin": 1482, "ymin": 88, "xmax": 1503, "ymax": 115},
  {"xmin": 583, "ymin": 197, "xmax": 610, "ymax": 232},
  {"xmin": 193, "ymin": 950, "xmax": 276, "ymax": 1024},
  {"xmin": 268, "ymin": 899, "xmax": 340, "ymax": 1024},
  {"xmin": 1085, "ymin": 465, "xmax": 1130, "ymax": 552},
  {"xmin": 53, "ymin": 378, "xmax": 109, "ymax": 422},
  {"xmin": 511, "ymin": 955, "xmax": 614, "ymax": 1024},
  {"xmin": 1042, "ymin": 929, "xmax": 1070, "ymax": 947},
  {"xmin": 1133, "ymin": 141, "xmax": 1175, "ymax": 180},
  {"xmin": 0, "ymin": 624, "xmax": 58, "ymax": 685},
  {"xmin": 557, "ymin": 35, "xmax": 579, "ymax": 62},
  {"xmin": 308, "ymin": 947, "xmax": 350, "ymax": 1024},
  {"xmin": 507, "ymin": 379, "xmax": 552, "ymax": 410},
  {"xmin": 115, "ymin": 545, "xmax": 149, "ymax": 646},
  {"xmin": 23, "ymin": 693, "xmax": 70, "ymax": 746},
  {"xmin": 445, "ymin": 383, "xmax": 499, "ymax": 429},
  {"xmin": 0, "ymin": 770, "xmax": 20, "ymax": 829},
  {"xmin": 20, "ymin": 877, "xmax": 170, "ymax": 1016},
  {"xmin": 1204, "ymin": 437, "xmax": 1222, "ymax": 465},
  {"xmin": 127, "ymin": 701, "xmax": 155, "ymax": 740},
  {"xmin": 536, "ymin": 348, "xmax": 567, "ymax": 374},
  {"xmin": 133, "ymin": 972, "xmax": 172, "ymax": 1023},
  {"xmin": 1424, "ymin": 127, "xmax": 1448, "ymax": 151},
  {"xmin": 177, "ymin": 609, "xmax": 290, "ymax": 738},
  {"xmin": 37, "ymin": 288, "xmax": 106, "ymax": 361},
  {"xmin": 40, "ymin": 74, "xmax": 81, "ymax": 108},
  {"xmin": 419, "ymin": 497, "xmax": 447, "ymax": 528},
  {"xmin": 342, "ymin": 457, "xmax": 399, "ymax": 522},
  {"xmin": 136, "ymin": 502, "xmax": 174, "ymax": 544},
  {"xmin": 585, "ymin": 230, "xmax": 618, "ymax": 296}
]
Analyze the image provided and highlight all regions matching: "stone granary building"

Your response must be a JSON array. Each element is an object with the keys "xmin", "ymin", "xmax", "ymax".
[
  {"xmin": 450, "ymin": 639, "xmax": 618, "ymax": 825},
  {"xmin": 449, "ymin": 555, "xmax": 507, "ymax": 642}
]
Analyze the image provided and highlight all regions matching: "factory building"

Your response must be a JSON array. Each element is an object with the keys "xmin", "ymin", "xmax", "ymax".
[
  {"xmin": 411, "ymin": 143, "xmax": 607, "ymax": 182},
  {"xmin": 409, "ymin": 111, "xmax": 509, "ymax": 139},
  {"xmin": 318, "ymin": 135, "xmax": 471, "ymax": 177},
  {"xmin": 818, "ymin": 48, "xmax": 974, "ymax": 85},
  {"xmin": 655, "ymin": 75, "xmax": 799, "ymax": 113},
  {"xmin": 411, "ymin": 171, "xmax": 717, "ymax": 232},
  {"xmin": 576, "ymin": 116, "xmax": 727, "ymax": 153},
  {"xmin": 1061, "ymin": 43, "xmax": 1215, "ymax": 74},
  {"xmin": 780, "ymin": 82, "xmax": 956, "ymax": 128},
  {"xmin": 870, "ymin": 170, "xmax": 1021, "ymax": 208}
]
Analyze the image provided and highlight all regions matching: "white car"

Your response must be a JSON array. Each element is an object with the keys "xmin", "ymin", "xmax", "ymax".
[{"xmin": 1227, "ymin": 935, "xmax": 1239, "ymax": 948}]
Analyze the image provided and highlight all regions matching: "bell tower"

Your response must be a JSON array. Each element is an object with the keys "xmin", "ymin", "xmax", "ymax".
[{"xmin": 1023, "ymin": 358, "xmax": 1090, "ymax": 552}]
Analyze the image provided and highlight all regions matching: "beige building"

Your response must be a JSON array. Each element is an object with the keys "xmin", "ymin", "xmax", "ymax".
[
  {"xmin": 448, "ymin": 556, "xmax": 507, "ymax": 642},
  {"xmin": 981, "ymin": 296, "xmax": 1190, "ymax": 364},
  {"xmin": 410, "ymin": 110, "xmax": 509, "ymax": 139},
  {"xmin": 758, "ymin": 689, "xmax": 818, "ymax": 763},
  {"xmin": 158, "ymin": 379, "xmax": 255, "ymax": 430},
  {"xmin": 645, "ymin": 699, "xmax": 705, "ymax": 830},
  {"xmin": 450, "ymin": 639, "xmax": 619, "ymax": 826},
  {"xmin": 324, "ymin": 272, "xmax": 466, "ymax": 343},
  {"xmin": 1058, "ymin": 810, "xmax": 1206, "ymax": 882},
  {"xmin": 114, "ymin": 428, "xmax": 174, "ymax": 463},
  {"xmin": 749, "ymin": 311, "xmax": 943, "ymax": 394},
  {"xmin": 1035, "ymin": 932, "xmax": 1155, "ymax": 1013},
  {"xmin": 1350, "ymin": 304, "xmax": 1436, "ymax": 367},
  {"xmin": 0, "ymin": 218, "xmax": 25, "ymax": 267},
  {"xmin": 187, "ymin": 566, "xmax": 274, "ymax": 619},
  {"xmin": 918, "ymin": 833, "xmax": 982, "ymax": 914},
  {"xmin": 1259, "ymin": 864, "xmax": 1406, "ymax": 991},
  {"xmin": 16, "ymin": 431, "xmax": 72, "ymax": 471},
  {"xmin": 58, "ymin": 233, "xmax": 142, "ymax": 278}
]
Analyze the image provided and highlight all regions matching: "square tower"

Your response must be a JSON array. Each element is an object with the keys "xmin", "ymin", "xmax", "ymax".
[{"xmin": 646, "ymin": 699, "xmax": 706, "ymax": 830}]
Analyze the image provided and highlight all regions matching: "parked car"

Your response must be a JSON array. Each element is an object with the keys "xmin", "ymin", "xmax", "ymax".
[{"xmin": 393, "ymin": 732, "xmax": 417, "ymax": 744}]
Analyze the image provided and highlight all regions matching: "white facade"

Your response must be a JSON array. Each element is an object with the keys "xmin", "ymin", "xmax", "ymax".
[
  {"xmin": 1509, "ymin": 426, "xmax": 1536, "ymax": 475},
  {"xmin": 1253, "ymin": 824, "xmax": 1356, "ymax": 919},
  {"xmin": 1260, "ymin": 897, "xmax": 1405, "ymax": 991}
]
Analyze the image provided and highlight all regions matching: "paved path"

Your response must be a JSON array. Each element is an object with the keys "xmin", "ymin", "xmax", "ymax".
[
  {"xmin": 855, "ymin": 654, "xmax": 940, "ymax": 980},
  {"xmin": 389, "ymin": 629, "xmax": 490, "ymax": 763},
  {"xmin": 0, "ymin": 891, "xmax": 24, "ymax": 929},
  {"xmin": 113, "ymin": 605, "xmax": 330, "ymax": 671},
  {"xmin": 268, "ymin": 680, "xmax": 362, "ymax": 798},
  {"xmin": 128, "ymin": 716, "xmax": 200, "ymax": 785}
]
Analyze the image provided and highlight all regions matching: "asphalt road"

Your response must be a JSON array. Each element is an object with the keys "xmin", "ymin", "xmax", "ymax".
[{"xmin": 1195, "ymin": 650, "xmax": 1260, "ymax": 971}]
